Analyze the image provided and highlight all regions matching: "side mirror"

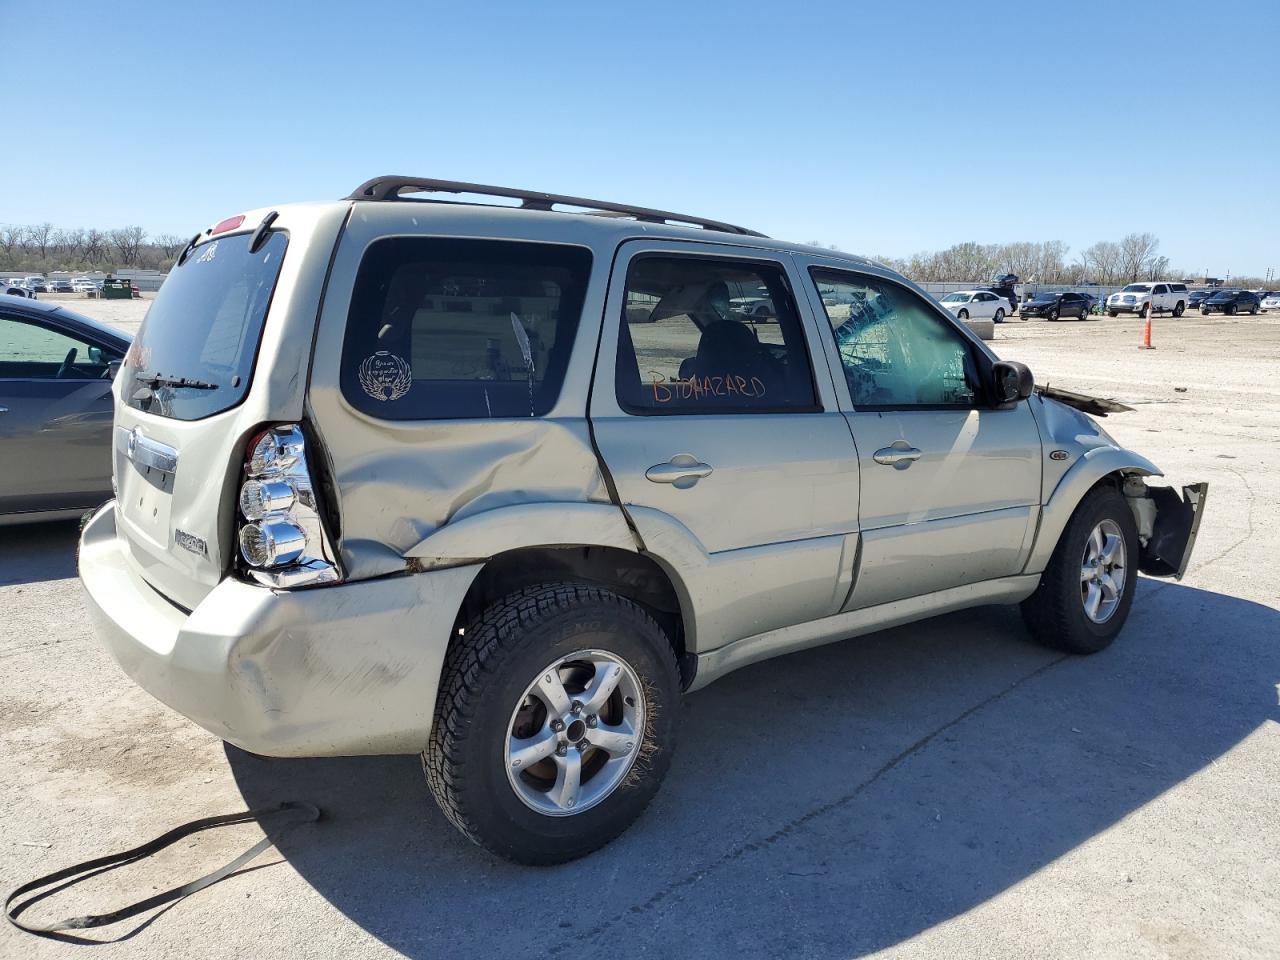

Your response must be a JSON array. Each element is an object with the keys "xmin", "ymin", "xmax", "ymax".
[
  {"xmin": 107, "ymin": 359, "xmax": 123, "ymax": 380},
  {"xmin": 992, "ymin": 360, "xmax": 1034, "ymax": 404}
]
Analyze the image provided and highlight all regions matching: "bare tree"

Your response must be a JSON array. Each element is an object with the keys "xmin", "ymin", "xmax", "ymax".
[
  {"xmin": 83, "ymin": 228, "xmax": 109, "ymax": 264},
  {"xmin": 154, "ymin": 233, "xmax": 187, "ymax": 258},
  {"xmin": 1, "ymin": 225, "xmax": 27, "ymax": 257},
  {"xmin": 1118, "ymin": 232, "xmax": 1160, "ymax": 283},
  {"xmin": 28, "ymin": 222, "xmax": 54, "ymax": 259},
  {"xmin": 109, "ymin": 226, "xmax": 147, "ymax": 266},
  {"xmin": 54, "ymin": 227, "xmax": 86, "ymax": 260}
]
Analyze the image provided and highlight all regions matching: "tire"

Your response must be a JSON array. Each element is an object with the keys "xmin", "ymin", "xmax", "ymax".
[
  {"xmin": 1225, "ymin": 304, "xmax": 1236, "ymax": 316},
  {"xmin": 1108, "ymin": 310, "xmax": 1118, "ymax": 318},
  {"xmin": 1250, "ymin": 304, "xmax": 1259, "ymax": 315},
  {"xmin": 1173, "ymin": 301, "xmax": 1185, "ymax": 317},
  {"xmin": 1079, "ymin": 306, "xmax": 1090, "ymax": 320},
  {"xmin": 994, "ymin": 308, "xmax": 1005, "ymax": 323},
  {"xmin": 1020, "ymin": 486, "xmax": 1138, "ymax": 655},
  {"xmin": 1048, "ymin": 307, "xmax": 1059, "ymax": 321},
  {"xmin": 957, "ymin": 309, "xmax": 969, "ymax": 320},
  {"xmin": 424, "ymin": 582, "xmax": 681, "ymax": 865},
  {"xmin": 1139, "ymin": 303, "xmax": 1151, "ymax": 319}
]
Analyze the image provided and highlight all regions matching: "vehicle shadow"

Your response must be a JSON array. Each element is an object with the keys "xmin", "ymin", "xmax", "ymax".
[
  {"xmin": 0, "ymin": 519, "xmax": 80, "ymax": 586},
  {"xmin": 227, "ymin": 581, "xmax": 1280, "ymax": 959}
]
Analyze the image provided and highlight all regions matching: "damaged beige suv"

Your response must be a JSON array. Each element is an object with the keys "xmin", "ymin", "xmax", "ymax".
[{"xmin": 79, "ymin": 177, "xmax": 1207, "ymax": 864}]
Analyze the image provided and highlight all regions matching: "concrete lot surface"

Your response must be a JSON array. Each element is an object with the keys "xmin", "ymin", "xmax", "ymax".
[{"xmin": 2, "ymin": 305, "xmax": 1277, "ymax": 959}]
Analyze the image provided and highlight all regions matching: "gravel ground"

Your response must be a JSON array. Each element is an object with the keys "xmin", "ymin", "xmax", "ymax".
[{"xmin": 2, "ymin": 305, "xmax": 1277, "ymax": 959}]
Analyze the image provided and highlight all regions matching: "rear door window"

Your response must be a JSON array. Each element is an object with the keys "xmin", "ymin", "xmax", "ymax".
[
  {"xmin": 120, "ymin": 231, "xmax": 287, "ymax": 420},
  {"xmin": 615, "ymin": 255, "xmax": 818, "ymax": 413},
  {"xmin": 339, "ymin": 238, "xmax": 592, "ymax": 419}
]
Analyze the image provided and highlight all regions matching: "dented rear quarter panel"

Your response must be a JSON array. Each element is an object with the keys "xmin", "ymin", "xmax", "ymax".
[{"xmin": 305, "ymin": 204, "xmax": 627, "ymax": 580}]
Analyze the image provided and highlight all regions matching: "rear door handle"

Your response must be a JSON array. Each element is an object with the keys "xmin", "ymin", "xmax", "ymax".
[
  {"xmin": 873, "ymin": 442, "xmax": 922, "ymax": 468},
  {"xmin": 646, "ymin": 454, "xmax": 713, "ymax": 489}
]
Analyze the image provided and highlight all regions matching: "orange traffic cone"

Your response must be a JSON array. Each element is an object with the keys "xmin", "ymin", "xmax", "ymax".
[{"xmin": 1139, "ymin": 307, "xmax": 1154, "ymax": 350}]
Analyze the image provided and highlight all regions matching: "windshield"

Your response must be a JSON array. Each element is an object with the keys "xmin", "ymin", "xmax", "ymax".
[
  {"xmin": 940, "ymin": 293, "xmax": 970, "ymax": 302},
  {"xmin": 120, "ymin": 231, "xmax": 287, "ymax": 420},
  {"xmin": 1122, "ymin": 284, "xmax": 1152, "ymax": 293},
  {"xmin": 1029, "ymin": 293, "xmax": 1059, "ymax": 301}
]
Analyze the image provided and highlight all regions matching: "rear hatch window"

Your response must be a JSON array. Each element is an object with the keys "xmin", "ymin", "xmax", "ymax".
[
  {"xmin": 339, "ymin": 238, "xmax": 592, "ymax": 419},
  {"xmin": 121, "ymin": 231, "xmax": 287, "ymax": 420}
]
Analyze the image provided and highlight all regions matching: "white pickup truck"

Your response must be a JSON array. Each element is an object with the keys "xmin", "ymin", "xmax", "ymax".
[{"xmin": 1106, "ymin": 282, "xmax": 1188, "ymax": 318}]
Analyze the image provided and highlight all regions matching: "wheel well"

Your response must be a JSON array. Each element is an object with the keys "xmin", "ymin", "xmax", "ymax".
[{"xmin": 449, "ymin": 545, "xmax": 693, "ymax": 687}]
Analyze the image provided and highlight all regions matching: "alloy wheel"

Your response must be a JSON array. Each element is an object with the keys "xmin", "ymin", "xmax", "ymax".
[
  {"xmin": 504, "ymin": 649, "xmax": 645, "ymax": 816},
  {"xmin": 1080, "ymin": 519, "xmax": 1127, "ymax": 624}
]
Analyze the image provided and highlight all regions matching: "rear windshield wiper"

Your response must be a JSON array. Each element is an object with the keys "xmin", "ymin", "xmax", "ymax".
[{"xmin": 132, "ymin": 370, "xmax": 219, "ymax": 390}]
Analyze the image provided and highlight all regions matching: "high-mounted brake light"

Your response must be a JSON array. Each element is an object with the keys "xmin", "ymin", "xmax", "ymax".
[
  {"xmin": 210, "ymin": 214, "xmax": 246, "ymax": 236},
  {"xmin": 236, "ymin": 424, "xmax": 341, "ymax": 588}
]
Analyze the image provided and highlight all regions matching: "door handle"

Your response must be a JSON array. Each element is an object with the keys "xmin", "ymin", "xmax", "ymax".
[
  {"xmin": 646, "ymin": 454, "xmax": 713, "ymax": 489},
  {"xmin": 0, "ymin": 406, "xmax": 7, "ymax": 415},
  {"xmin": 873, "ymin": 442, "xmax": 922, "ymax": 469}
]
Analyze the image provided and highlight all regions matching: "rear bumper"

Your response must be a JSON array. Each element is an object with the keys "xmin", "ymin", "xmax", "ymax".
[{"xmin": 78, "ymin": 501, "xmax": 482, "ymax": 757}]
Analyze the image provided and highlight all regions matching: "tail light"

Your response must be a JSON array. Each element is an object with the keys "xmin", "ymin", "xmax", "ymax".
[{"xmin": 237, "ymin": 424, "xmax": 341, "ymax": 587}]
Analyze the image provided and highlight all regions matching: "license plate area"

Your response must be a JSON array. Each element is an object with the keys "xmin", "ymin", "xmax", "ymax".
[{"xmin": 119, "ymin": 460, "xmax": 175, "ymax": 547}]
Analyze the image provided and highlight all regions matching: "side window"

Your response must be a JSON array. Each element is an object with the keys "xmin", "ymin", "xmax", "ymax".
[
  {"xmin": 1153, "ymin": 284, "xmax": 1168, "ymax": 295},
  {"xmin": 615, "ymin": 255, "xmax": 818, "ymax": 414},
  {"xmin": 810, "ymin": 270, "xmax": 983, "ymax": 409},
  {"xmin": 339, "ymin": 238, "xmax": 592, "ymax": 419},
  {"xmin": 0, "ymin": 315, "xmax": 118, "ymax": 380}
]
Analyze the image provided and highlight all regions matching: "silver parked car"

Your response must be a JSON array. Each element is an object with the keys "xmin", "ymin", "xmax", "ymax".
[
  {"xmin": 79, "ymin": 178, "xmax": 1208, "ymax": 864},
  {"xmin": 1, "ymin": 295, "xmax": 129, "ymax": 523}
]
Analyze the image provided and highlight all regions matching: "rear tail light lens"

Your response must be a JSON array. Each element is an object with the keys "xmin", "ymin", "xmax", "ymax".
[
  {"xmin": 236, "ymin": 424, "xmax": 340, "ymax": 587},
  {"xmin": 239, "ymin": 519, "xmax": 307, "ymax": 567}
]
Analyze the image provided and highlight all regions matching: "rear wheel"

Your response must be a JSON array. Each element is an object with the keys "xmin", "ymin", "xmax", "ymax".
[
  {"xmin": 1250, "ymin": 303, "xmax": 1260, "ymax": 315},
  {"xmin": 424, "ymin": 582, "xmax": 681, "ymax": 864},
  {"xmin": 1225, "ymin": 304, "xmax": 1236, "ymax": 316},
  {"xmin": 1079, "ymin": 306, "xmax": 1090, "ymax": 320},
  {"xmin": 1021, "ymin": 486, "xmax": 1138, "ymax": 654}
]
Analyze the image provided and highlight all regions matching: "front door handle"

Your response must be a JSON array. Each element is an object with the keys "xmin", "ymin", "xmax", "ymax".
[
  {"xmin": 873, "ymin": 442, "xmax": 922, "ymax": 469},
  {"xmin": 0, "ymin": 406, "xmax": 7, "ymax": 415},
  {"xmin": 646, "ymin": 454, "xmax": 713, "ymax": 489}
]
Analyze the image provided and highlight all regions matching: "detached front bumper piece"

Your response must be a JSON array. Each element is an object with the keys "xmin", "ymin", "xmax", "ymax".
[
  {"xmin": 1137, "ymin": 482, "xmax": 1209, "ymax": 579},
  {"xmin": 79, "ymin": 501, "xmax": 481, "ymax": 757}
]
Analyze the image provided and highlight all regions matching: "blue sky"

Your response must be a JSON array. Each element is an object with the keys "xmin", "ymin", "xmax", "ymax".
[{"xmin": 4, "ymin": 0, "xmax": 1277, "ymax": 276}]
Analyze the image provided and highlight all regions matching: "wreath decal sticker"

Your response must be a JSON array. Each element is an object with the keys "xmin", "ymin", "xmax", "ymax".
[{"xmin": 357, "ymin": 351, "xmax": 412, "ymax": 402}]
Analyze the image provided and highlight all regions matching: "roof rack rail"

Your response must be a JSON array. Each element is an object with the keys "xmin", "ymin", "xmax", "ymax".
[{"xmin": 345, "ymin": 176, "xmax": 766, "ymax": 237}]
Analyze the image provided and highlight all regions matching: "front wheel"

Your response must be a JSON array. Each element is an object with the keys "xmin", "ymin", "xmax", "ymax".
[
  {"xmin": 424, "ymin": 582, "xmax": 681, "ymax": 864},
  {"xmin": 1173, "ymin": 301, "xmax": 1185, "ymax": 317},
  {"xmin": 1048, "ymin": 307, "xmax": 1059, "ymax": 321},
  {"xmin": 1108, "ymin": 310, "xmax": 1118, "ymax": 318},
  {"xmin": 1201, "ymin": 307, "xmax": 1210, "ymax": 315},
  {"xmin": 957, "ymin": 309, "xmax": 969, "ymax": 320},
  {"xmin": 1140, "ymin": 303, "xmax": 1151, "ymax": 319},
  {"xmin": 994, "ymin": 308, "xmax": 1005, "ymax": 323},
  {"xmin": 1079, "ymin": 306, "xmax": 1090, "ymax": 320},
  {"xmin": 1021, "ymin": 486, "xmax": 1138, "ymax": 654},
  {"xmin": 1225, "ymin": 304, "xmax": 1236, "ymax": 316}
]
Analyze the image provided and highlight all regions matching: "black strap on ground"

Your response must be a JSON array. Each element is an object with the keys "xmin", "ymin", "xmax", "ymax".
[{"xmin": 5, "ymin": 800, "xmax": 321, "ymax": 944}]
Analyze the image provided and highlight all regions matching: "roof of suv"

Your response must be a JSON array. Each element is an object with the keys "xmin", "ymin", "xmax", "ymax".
[{"xmin": 334, "ymin": 174, "xmax": 878, "ymax": 269}]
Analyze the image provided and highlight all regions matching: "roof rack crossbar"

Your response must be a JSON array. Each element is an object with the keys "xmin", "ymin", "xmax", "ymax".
[{"xmin": 345, "ymin": 176, "xmax": 766, "ymax": 237}]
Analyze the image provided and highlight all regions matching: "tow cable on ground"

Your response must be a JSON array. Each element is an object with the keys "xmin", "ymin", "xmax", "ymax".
[{"xmin": 5, "ymin": 801, "xmax": 321, "ymax": 943}]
